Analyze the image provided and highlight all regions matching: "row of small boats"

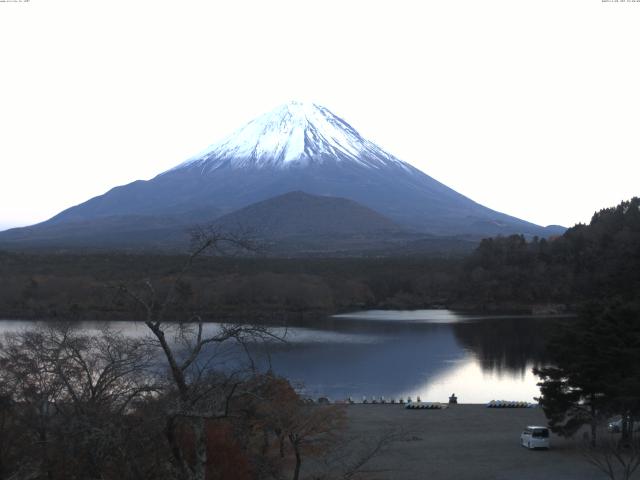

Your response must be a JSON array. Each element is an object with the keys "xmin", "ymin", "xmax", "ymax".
[
  {"xmin": 350, "ymin": 396, "xmax": 426, "ymax": 404},
  {"xmin": 340, "ymin": 398, "xmax": 536, "ymax": 407},
  {"xmin": 486, "ymin": 400, "xmax": 534, "ymax": 408},
  {"xmin": 405, "ymin": 402, "xmax": 448, "ymax": 410}
]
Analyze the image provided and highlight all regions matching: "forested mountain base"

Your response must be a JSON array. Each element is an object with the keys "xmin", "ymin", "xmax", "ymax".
[
  {"xmin": 0, "ymin": 253, "xmax": 464, "ymax": 321},
  {"xmin": 1, "ymin": 198, "xmax": 637, "ymax": 322}
]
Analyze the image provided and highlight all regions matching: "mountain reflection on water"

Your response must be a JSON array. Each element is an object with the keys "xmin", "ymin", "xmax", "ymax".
[
  {"xmin": 451, "ymin": 316, "xmax": 554, "ymax": 375},
  {"xmin": 0, "ymin": 311, "xmax": 569, "ymax": 403},
  {"xmin": 251, "ymin": 310, "xmax": 567, "ymax": 403}
]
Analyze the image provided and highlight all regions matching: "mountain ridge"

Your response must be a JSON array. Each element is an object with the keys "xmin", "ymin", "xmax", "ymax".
[
  {"xmin": 213, "ymin": 190, "xmax": 404, "ymax": 238},
  {"xmin": 0, "ymin": 101, "xmax": 565, "ymax": 251}
]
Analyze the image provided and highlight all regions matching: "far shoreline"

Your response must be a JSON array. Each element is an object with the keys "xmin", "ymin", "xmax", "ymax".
[{"xmin": 0, "ymin": 305, "xmax": 577, "ymax": 324}]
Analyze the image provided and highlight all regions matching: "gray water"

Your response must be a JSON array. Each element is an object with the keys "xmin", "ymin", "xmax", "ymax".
[{"xmin": 0, "ymin": 310, "xmax": 564, "ymax": 403}]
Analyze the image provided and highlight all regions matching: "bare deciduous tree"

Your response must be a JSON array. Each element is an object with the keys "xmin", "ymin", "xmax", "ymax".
[
  {"xmin": 0, "ymin": 324, "xmax": 158, "ymax": 480},
  {"xmin": 116, "ymin": 227, "xmax": 281, "ymax": 480}
]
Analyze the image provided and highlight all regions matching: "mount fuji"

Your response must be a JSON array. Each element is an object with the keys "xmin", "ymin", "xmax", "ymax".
[{"xmin": 0, "ymin": 101, "xmax": 563, "ymax": 252}]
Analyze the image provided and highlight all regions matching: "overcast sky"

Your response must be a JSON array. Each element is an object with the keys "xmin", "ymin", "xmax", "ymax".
[{"xmin": 1, "ymin": 0, "xmax": 639, "ymax": 231}]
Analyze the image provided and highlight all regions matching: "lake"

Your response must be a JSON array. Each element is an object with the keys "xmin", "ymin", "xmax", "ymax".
[{"xmin": 0, "ymin": 310, "xmax": 567, "ymax": 403}]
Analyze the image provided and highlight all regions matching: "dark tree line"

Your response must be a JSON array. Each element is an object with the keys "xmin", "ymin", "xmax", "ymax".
[
  {"xmin": 0, "ymin": 252, "xmax": 464, "ymax": 321},
  {"xmin": 526, "ymin": 199, "xmax": 640, "ymax": 455},
  {"xmin": 2, "ymin": 198, "xmax": 639, "ymax": 321},
  {"xmin": 460, "ymin": 197, "xmax": 640, "ymax": 308}
]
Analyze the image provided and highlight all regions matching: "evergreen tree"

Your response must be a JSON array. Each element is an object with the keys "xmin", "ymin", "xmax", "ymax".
[{"xmin": 535, "ymin": 302, "xmax": 640, "ymax": 446}]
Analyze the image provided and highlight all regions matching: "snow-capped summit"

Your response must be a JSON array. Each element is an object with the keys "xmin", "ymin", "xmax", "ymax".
[{"xmin": 175, "ymin": 101, "xmax": 410, "ymax": 172}]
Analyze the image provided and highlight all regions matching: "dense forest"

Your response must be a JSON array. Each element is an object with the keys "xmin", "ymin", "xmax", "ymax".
[
  {"xmin": 1, "ymin": 198, "xmax": 638, "ymax": 322},
  {"xmin": 527, "ymin": 199, "xmax": 640, "ymax": 455},
  {"xmin": 460, "ymin": 197, "xmax": 640, "ymax": 308},
  {"xmin": 0, "ymin": 253, "xmax": 462, "ymax": 321}
]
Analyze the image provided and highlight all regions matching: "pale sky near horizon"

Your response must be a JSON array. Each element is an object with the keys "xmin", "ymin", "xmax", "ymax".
[{"xmin": 1, "ymin": 0, "xmax": 639, "ymax": 231}]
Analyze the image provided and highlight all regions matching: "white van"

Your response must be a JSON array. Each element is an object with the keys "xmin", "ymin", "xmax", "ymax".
[{"xmin": 520, "ymin": 426, "xmax": 550, "ymax": 449}]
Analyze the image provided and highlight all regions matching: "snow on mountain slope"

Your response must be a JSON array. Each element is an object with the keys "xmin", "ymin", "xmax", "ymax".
[
  {"xmin": 0, "ymin": 100, "xmax": 566, "ymax": 250},
  {"xmin": 173, "ymin": 101, "xmax": 411, "ymax": 172}
]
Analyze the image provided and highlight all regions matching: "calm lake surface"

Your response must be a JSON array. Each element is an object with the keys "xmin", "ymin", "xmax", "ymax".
[{"xmin": 0, "ymin": 310, "xmax": 567, "ymax": 403}]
